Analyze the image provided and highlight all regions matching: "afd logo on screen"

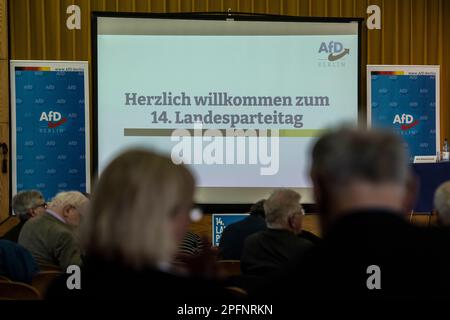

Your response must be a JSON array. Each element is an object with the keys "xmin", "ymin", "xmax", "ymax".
[
  {"xmin": 318, "ymin": 41, "xmax": 350, "ymax": 68},
  {"xmin": 393, "ymin": 114, "xmax": 419, "ymax": 131},
  {"xmin": 318, "ymin": 41, "xmax": 350, "ymax": 61},
  {"xmin": 39, "ymin": 111, "xmax": 67, "ymax": 128}
]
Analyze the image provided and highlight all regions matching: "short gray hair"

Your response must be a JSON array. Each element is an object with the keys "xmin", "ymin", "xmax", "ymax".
[
  {"xmin": 12, "ymin": 190, "xmax": 44, "ymax": 221},
  {"xmin": 264, "ymin": 189, "xmax": 303, "ymax": 228},
  {"xmin": 311, "ymin": 127, "xmax": 409, "ymax": 191},
  {"xmin": 434, "ymin": 181, "xmax": 450, "ymax": 225}
]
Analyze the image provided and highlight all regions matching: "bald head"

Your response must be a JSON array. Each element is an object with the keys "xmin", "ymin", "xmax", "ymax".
[
  {"xmin": 311, "ymin": 127, "xmax": 409, "ymax": 189},
  {"xmin": 310, "ymin": 127, "xmax": 412, "ymax": 231},
  {"xmin": 434, "ymin": 181, "xmax": 450, "ymax": 225}
]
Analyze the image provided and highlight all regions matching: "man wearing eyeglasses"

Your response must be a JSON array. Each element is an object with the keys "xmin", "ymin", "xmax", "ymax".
[
  {"xmin": 1, "ymin": 190, "xmax": 46, "ymax": 242},
  {"xmin": 18, "ymin": 191, "xmax": 89, "ymax": 270}
]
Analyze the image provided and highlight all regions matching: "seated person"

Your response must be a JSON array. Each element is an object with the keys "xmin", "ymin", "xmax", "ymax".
[
  {"xmin": 178, "ymin": 231, "xmax": 204, "ymax": 256},
  {"xmin": 298, "ymin": 229, "xmax": 322, "ymax": 245},
  {"xmin": 218, "ymin": 200, "xmax": 267, "ymax": 260},
  {"xmin": 263, "ymin": 127, "xmax": 450, "ymax": 299},
  {"xmin": 2, "ymin": 190, "xmax": 47, "ymax": 242},
  {"xmin": 173, "ymin": 231, "xmax": 205, "ymax": 267},
  {"xmin": 241, "ymin": 189, "xmax": 313, "ymax": 276},
  {"xmin": 46, "ymin": 149, "xmax": 230, "ymax": 300},
  {"xmin": 434, "ymin": 181, "xmax": 450, "ymax": 226},
  {"xmin": 0, "ymin": 240, "xmax": 39, "ymax": 284},
  {"xmin": 18, "ymin": 191, "xmax": 88, "ymax": 270}
]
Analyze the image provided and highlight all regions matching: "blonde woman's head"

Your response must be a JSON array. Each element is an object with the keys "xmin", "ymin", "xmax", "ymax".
[{"xmin": 82, "ymin": 149, "xmax": 195, "ymax": 269}]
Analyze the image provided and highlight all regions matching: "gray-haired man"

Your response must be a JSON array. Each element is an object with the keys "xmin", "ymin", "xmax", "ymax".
[
  {"xmin": 264, "ymin": 127, "xmax": 450, "ymax": 299},
  {"xmin": 241, "ymin": 189, "xmax": 313, "ymax": 276},
  {"xmin": 2, "ymin": 190, "xmax": 46, "ymax": 242},
  {"xmin": 434, "ymin": 181, "xmax": 450, "ymax": 226}
]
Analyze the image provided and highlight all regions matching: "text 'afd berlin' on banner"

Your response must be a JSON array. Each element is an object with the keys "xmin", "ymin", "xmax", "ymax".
[
  {"xmin": 367, "ymin": 65, "xmax": 440, "ymax": 162},
  {"xmin": 10, "ymin": 60, "xmax": 90, "ymax": 200}
]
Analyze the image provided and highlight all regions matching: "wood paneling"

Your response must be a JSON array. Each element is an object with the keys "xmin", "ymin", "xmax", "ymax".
[
  {"xmin": 0, "ymin": 0, "xmax": 7, "ymax": 223},
  {"xmin": 0, "ymin": 122, "xmax": 9, "ymax": 222},
  {"xmin": 188, "ymin": 213, "xmax": 436, "ymax": 245},
  {"xmin": 442, "ymin": 0, "xmax": 450, "ymax": 150},
  {"xmin": 0, "ymin": 216, "xmax": 19, "ymax": 237},
  {"xmin": 0, "ymin": 60, "xmax": 8, "ymax": 123},
  {"xmin": 0, "ymin": 0, "xmax": 7, "ymax": 59},
  {"xmin": 189, "ymin": 214, "xmax": 321, "ymax": 244}
]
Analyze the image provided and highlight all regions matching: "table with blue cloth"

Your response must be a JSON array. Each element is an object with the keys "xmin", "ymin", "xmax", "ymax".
[{"xmin": 412, "ymin": 161, "xmax": 450, "ymax": 213}]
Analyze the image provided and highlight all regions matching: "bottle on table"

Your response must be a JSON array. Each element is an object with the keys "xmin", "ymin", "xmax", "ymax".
[{"xmin": 443, "ymin": 138, "xmax": 450, "ymax": 161}]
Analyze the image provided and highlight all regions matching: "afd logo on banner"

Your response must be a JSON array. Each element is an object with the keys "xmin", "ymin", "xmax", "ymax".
[
  {"xmin": 12, "ymin": 62, "xmax": 89, "ymax": 201},
  {"xmin": 39, "ymin": 111, "xmax": 68, "ymax": 128},
  {"xmin": 393, "ymin": 114, "xmax": 419, "ymax": 131},
  {"xmin": 369, "ymin": 70, "xmax": 438, "ymax": 162}
]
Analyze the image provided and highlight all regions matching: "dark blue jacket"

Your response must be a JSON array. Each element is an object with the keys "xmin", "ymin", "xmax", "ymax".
[
  {"xmin": 0, "ymin": 239, "xmax": 39, "ymax": 283},
  {"xmin": 218, "ymin": 215, "xmax": 266, "ymax": 260}
]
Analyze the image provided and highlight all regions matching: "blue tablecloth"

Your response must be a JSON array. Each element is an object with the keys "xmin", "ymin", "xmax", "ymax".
[{"xmin": 412, "ymin": 161, "xmax": 450, "ymax": 213}]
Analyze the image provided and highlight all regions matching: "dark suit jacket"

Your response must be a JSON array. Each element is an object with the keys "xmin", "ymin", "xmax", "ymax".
[
  {"xmin": 218, "ymin": 215, "xmax": 266, "ymax": 260},
  {"xmin": 263, "ymin": 209, "xmax": 450, "ymax": 299},
  {"xmin": 18, "ymin": 212, "xmax": 82, "ymax": 269},
  {"xmin": 1, "ymin": 220, "xmax": 26, "ymax": 242},
  {"xmin": 298, "ymin": 230, "xmax": 322, "ymax": 245},
  {"xmin": 241, "ymin": 228, "xmax": 313, "ymax": 276}
]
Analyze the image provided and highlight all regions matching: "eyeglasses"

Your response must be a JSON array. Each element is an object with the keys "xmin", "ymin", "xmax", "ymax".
[
  {"xmin": 33, "ymin": 202, "xmax": 47, "ymax": 209},
  {"xmin": 294, "ymin": 207, "xmax": 305, "ymax": 216}
]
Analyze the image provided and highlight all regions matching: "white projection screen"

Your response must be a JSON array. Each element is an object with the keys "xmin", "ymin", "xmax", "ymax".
[{"xmin": 93, "ymin": 13, "xmax": 361, "ymax": 208}]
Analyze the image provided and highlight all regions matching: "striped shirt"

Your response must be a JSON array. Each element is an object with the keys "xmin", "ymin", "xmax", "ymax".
[{"xmin": 178, "ymin": 231, "xmax": 204, "ymax": 256}]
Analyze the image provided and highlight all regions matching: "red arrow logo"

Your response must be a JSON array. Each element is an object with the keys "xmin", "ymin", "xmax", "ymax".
[
  {"xmin": 401, "ymin": 120, "xmax": 419, "ymax": 131},
  {"xmin": 48, "ymin": 117, "xmax": 67, "ymax": 128}
]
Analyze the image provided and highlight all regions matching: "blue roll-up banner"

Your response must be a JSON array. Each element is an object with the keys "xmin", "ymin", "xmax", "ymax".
[
  {"xmin": 10, "ymin": 61, "xmax": 90, "ymax": 201},
  {"xmin": 367, "ymin": 65, "xmax": 440, "ymax": 162},
  {"xmin": 212, "ymin": 213, "xmax": 249, "ymax": 246}
]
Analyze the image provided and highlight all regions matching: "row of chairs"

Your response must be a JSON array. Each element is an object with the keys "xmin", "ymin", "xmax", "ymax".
[
  {"xmin": 217, "ymin": 260, "xmax": 249, "ymax": 299},
  {"xmin": 1, "ymin": 261, "xmax": 243, "ymax": 300},
  {"xmin": 0, "ymin": 269, "xmax": 62, "ymax": 300},
  {"xmin": 217, "ymin": 260, "xmax": 241, "ymax": 277}
]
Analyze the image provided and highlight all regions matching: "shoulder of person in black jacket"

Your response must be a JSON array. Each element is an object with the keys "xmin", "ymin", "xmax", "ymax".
[
  {"xmin": 298, "ymin": 229, "xmax": 322, "ymax": 244},
  {"xmin": 218, "ymin": 215, "xmax": 267, "ymax": 260}
]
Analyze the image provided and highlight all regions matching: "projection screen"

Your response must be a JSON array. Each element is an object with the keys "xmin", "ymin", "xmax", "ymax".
[{"xmin": 93, "ymin": 13, "xmax": 361, "ymax": 206}]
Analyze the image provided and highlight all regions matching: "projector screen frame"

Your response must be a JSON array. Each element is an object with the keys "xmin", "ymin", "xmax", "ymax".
[{"xmin": 91, "ymin": 11, "xmax": 363, "ymax": 213}]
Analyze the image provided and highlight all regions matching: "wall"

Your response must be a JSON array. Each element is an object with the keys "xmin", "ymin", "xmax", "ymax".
[
  {"xmin": 0, "ymin": 0, "xmax": 8, "ymax": 222},
  {"xmin": 188, "ymin": 212, "xmax": 436, "ymax": 244},
  {"xmin": 1, "ymin": 0, "xmax": 449, "ymax": 219}
]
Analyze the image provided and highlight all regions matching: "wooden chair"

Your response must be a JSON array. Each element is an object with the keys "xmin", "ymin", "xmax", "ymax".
[
  {"xmin": 0, "ymin": 275, "xmax": 11, "ymax": 282},
  {"xmin": 225, "ymin": 286, "xmax": 248, "ymax": 299},
  {"xmin": 32, "ymin": 271, "xmax": 63, "ymax": 296},
  {"xmin": 217, "ymin": 260, "xmax": 241, "ymax": 277},
  {"xmin": 0, "ymin": 281, "xmax": 42, "ymax": 300}
]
